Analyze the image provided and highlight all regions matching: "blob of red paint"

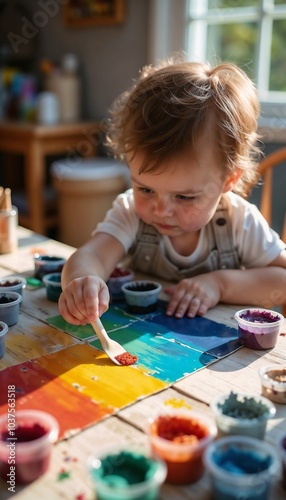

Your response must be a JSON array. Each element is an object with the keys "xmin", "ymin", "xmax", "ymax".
[{"xmin": 115, "ymin": 352, "xmax": 138, "ymax": 365}]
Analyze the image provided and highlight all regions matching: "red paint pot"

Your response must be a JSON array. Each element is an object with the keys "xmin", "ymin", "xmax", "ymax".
[
  {"xmin": 0, "ymin": 410, "xmax": 59, "ymax": 484},
  {"xmin": 147, "ymin": 410, "xmax": 217, "ymax": 485}
]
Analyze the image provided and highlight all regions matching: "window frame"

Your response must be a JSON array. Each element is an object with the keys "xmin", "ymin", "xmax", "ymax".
[{"xmin": 148, "ymin": 0, "xmax": 286, "ymax": 132}]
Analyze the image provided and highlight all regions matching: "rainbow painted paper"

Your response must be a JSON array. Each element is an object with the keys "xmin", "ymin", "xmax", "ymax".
[{"xmin": 0, "ymin": 301, "xmax": 240, "ymax": 440}]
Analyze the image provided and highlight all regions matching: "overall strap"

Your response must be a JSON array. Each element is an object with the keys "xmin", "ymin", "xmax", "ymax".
[{"xmin": 210, "ymin": 196, "xmax": 241, "ymax": 269}]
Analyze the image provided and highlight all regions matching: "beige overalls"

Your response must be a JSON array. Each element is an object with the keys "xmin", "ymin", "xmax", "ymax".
[{"xmin": 129, "ymin": 196, "xmax": 241, "ymax": 282}]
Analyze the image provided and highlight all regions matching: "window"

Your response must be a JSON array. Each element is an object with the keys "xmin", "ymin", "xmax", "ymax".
[
  {"xmin": 185, "ymin": 0, "xmax": 286, "ymax": 126},
  {"xmin": 148, "ymin": 0, "xmax": 286, "ymax": 130}
]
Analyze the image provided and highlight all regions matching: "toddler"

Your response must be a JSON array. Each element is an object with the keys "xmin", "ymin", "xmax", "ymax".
[{"xmin": 59, "ymin": 58, "xmax": 286, "ymax": 325}]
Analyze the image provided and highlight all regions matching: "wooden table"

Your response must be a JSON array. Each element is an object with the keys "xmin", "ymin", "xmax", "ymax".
[
  {"xmin": 0, "ymin": 227, "xmax": 285, "ymax": 499},
  {"xmin": 0, "ymin": 121, "xmax": 101, "ymax": 235}
]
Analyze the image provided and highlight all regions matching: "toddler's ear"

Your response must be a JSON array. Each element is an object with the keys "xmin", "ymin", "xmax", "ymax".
[{"xmin": 223, "ymin": 170, "xmax": 243, "ymax": 192}]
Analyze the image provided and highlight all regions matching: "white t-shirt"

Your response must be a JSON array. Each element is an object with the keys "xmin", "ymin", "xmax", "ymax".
[{"xmin": 94, "ymin": 189, "xmax": 285, "ymax": 268}]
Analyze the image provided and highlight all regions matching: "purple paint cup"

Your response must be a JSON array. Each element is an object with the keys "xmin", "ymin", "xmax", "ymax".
[
  {"xmin": 234, "ymin": 308, "xmax": 284, "ymax": 350},
  {"xmin": 107, "ymin": 267, "xmax": 134, "ymax": 301}
]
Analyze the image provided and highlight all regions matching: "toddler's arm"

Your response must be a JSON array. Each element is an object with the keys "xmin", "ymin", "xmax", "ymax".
[
  {"xmin": 58, "ymin": 233, "xmax": 126, "ymax": 325},
  {"xmin": 165, "ymin": 250, "xmax": 286, "ymax": 318}
]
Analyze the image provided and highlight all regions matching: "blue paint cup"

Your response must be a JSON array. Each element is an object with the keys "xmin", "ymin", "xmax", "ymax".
[
  {"xmin": 0, "ymin": 291, "xmax": 22, "ymax": 326},
  {"xmin": 0, "ymin": 321, "xmax": 8, "ymax": 359},
  {"xmin": 43, "ymin": 273, "xmax": 62, "ymax": 302},
  {"xmin": 204, "ymin": 435, "xmax": 281, "ymax": 500},
  {"xmin": 122, "ymin": 280, "xmax": 162, "ymax": 314}
]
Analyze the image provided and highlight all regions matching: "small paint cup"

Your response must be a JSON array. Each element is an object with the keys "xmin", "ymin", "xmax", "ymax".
[
  {"xmin": 204, "ymin": 435, "xmax": 281, "ymax": 500},
  {"xmin": 87, "ymin": 447, "xmax": 167, "ymax": 500},
  {"xmin": 234, "ymin": 308, "xmax": 284, "ymax": 350},
  {"xmin": 259, "ymin": 365, "xmax": 286, "ymax": 404},
  {"xmin": 0, "ymin": 291, "xmax": 22, "ymax": 326},
  {"xmin": 43, "ymin": 272, "xmax": 62, "ymax": 302},
  {"xmin": 107, "ymin": 267, "xmax": 134, "ymax": 301},
  {"xmin": 34, "ymin": 254, "xmax": 66, "ymax": 280},
  {"xmin": 279, "ymin": 434, "xmax": 286, "ymax": 490},
  {"xmin": 0, "ymin": 409, "xmax": 59, "ymax": 484},
  {"xmin": 0, "ymin": 321, "xmax": 8, "ymax": 359},
  {"xmin": 122, "ymin": 280, "xmax": 162, "ymax": 314},
  {"xmin": 210, "ymin": 391, "xmax": 276, "ymax": 439},
  {"xmin": 147, "ymin": 410, "xmax": 217, "ymax": 484},
  {"xmin": 0, "ymin": 276, "xmax": 26, "ymax": 296}
]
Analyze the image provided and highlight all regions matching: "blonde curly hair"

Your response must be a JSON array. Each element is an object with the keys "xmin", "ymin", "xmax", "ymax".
[{"xmin": 106, "ymin": 58, "xmax": 261, "ymax": 197}]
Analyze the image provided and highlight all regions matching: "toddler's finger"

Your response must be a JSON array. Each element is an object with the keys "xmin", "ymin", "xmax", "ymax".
[
  {"xmin": 58, "ymin": 294, "xmax": 85, "ymax": 325},
  {"xmin": 187, "ymin": 297, "xmax": 201, "ymax": 318},
  {"xmin": 98, "ymin": 287, "xmax": 110, "ymax": 318}
]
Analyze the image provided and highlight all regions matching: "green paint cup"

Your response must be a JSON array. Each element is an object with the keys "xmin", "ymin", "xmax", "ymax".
[{"xmin": 87, "ymin": 447, "xmax": 166, "ymax": 500}]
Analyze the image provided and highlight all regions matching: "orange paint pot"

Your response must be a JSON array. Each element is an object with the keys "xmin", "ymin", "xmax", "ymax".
[{"xmin": 147, "ymin": 410, "xmax": 217, "ymax": 485}]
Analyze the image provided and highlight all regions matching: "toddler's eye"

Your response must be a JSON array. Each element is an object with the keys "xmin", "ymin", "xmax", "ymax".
[
  {"xmin": 138, "ymin": 187, "xmax": 153, "ymax": 194},
  {"xmin": 176, "ymin": 194, "xmax": 196, "ymax": 201}
]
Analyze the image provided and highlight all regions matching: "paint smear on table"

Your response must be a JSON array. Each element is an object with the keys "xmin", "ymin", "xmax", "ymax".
[
  {"xmin": 0, "ymin": 301, "xmax": 240, "ymax": 441},
  {"xmin": 0, "ymin": 344, "xmax": 167, "ymax": 439},
  {"xmin": 48, "ymin": 300, "xmax": 241, "ymax": 383}
]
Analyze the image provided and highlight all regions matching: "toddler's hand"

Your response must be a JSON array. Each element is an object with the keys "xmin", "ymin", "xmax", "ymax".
[
  {"xmin": 164, "ymin": 274, "xmax": 221, "ymax": 318},
  {"xmin": 58, "ymin": 275, "xmax": 110, "ymax": 325}
]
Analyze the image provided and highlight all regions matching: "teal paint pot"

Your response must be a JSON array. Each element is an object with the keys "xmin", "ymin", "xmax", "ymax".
[
  {"xmin": 210, "ymin": 391, "xmax": 276, "ymax": 439},
  {"xmin": 87, "ymin": 447, "xmax": 166, "ymax": 500},
  {"xmin": 43, "ymin": 273, "xmax": 62, "ymax": 302}
]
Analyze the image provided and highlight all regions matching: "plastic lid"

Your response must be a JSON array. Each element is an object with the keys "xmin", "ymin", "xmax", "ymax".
[{"xmin": 51, "ymin": 158, "xmax": 130, "ymax": 181}]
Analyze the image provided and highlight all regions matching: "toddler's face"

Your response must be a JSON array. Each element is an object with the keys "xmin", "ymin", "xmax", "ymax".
[{"xmin": 129, "ymin": 132, "xmax": 234, "ymax": 238}]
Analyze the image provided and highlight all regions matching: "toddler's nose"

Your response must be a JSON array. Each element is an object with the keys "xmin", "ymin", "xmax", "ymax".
[{"xmin": 153, "ymin": 197, "xmax": 173, "ymax": 216}]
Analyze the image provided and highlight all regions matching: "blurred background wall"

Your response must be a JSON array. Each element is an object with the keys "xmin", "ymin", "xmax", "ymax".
[{"xmin": 0, "ymin": 0, "xmax": 150, "ymax": 120}]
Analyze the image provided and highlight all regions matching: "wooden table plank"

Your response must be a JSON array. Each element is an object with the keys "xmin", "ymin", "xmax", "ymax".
[
  {"xmin": 0, "ymin": 312, "xmax": 80, "ymax": 370},
  {"xmin": 0, "ymin": 238, "xmax": 75, "ymax": 274}
]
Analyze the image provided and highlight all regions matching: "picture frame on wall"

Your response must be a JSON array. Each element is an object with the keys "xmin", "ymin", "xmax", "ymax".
[{"xmin": 63, "ymin": 0, "xmax": 125, "ymax": 27}]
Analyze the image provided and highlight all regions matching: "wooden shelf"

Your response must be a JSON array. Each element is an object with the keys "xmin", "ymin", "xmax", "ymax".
[{"xmin": 0, "ymin": 120, "xmax": 102, "ymax": 235}]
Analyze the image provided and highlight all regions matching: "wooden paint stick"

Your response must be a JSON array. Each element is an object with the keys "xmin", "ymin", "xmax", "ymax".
[
  {"xmin": 2, "ymin": 188, "xmax": 12, "ymax": 210},
  {"xmin": 0, "ymin": 187, "xmax": 4, "ymax": 209},
  {"xmin": 0, "ymin": 188, "xmax": 18, "ymax": 254}
]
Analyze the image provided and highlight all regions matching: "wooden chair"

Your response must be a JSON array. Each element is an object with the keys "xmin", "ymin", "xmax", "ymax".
[
  {"xmin": 258, "ymin": 148, "xmax": 286, "ymax": 241},
  {"xmin": 257, "ymin": 148, "xmax": 286, "ymax": 316}
]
